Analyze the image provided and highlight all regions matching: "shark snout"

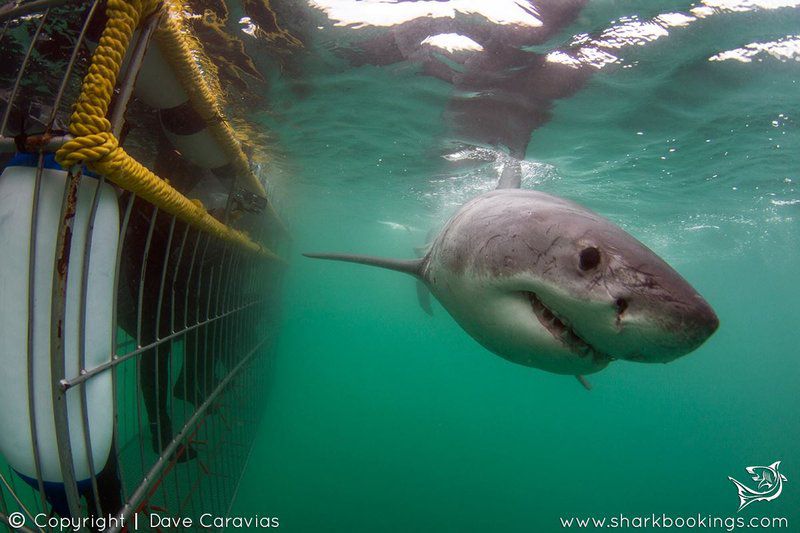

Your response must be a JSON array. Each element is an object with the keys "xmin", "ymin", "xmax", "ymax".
[
  {"xmin": 619, "ymin": 291, "xmax": 719, "ymax": 364},
  {"xmin": 682, "ymin": 295, "xmax": 719, "ymax": 349}
]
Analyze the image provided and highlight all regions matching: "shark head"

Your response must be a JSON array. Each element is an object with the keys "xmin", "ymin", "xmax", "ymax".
[{"xmin": 424, "ymin": 189, "xmax": 718, "ymax": 375}]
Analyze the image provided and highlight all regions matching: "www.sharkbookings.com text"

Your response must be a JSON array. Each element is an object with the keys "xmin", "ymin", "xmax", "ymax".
[{"xmin": 6, "ymin": 511, "xmax": 279, "ymax": 531}]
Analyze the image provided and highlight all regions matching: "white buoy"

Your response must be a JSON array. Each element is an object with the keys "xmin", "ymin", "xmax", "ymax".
[
  {"xmin": 135, "ymin": 41, "xmax": 235, "ymax": 173},
  {"xmin": 0, "ymin": 153, "xmax": 118, "ymax": 486}
]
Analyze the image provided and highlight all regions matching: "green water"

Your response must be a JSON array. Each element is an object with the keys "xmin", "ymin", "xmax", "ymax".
[{"xmin": 230, "ymin": 3, "xmax": 799, "ymax": 531}]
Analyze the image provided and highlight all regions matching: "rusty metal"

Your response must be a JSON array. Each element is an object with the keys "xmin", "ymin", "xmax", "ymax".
[{"xmin": 49, "ymin": 166, "xmax": 84, "ymax": 520}]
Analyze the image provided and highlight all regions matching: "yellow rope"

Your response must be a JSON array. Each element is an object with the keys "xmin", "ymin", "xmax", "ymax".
[
  {"xmin": 155, "ymin": 0, "xmax": 266, "ymax": 197},
  {"xmin": 55, "ymin": 0, "xmax": 279, "ymax": 259}
]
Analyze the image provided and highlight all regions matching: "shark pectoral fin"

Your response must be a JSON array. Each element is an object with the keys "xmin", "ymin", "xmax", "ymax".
[
  {"xmin": 575, "ymin": 375, "xmax": 592, "ymax": 391},
  {"xmin": 303, "ymin": 253, "xmax": 424, "ymax": 278},
  {"xmin": 416, "ymin": 279, "xmax": 433, "ymax": 316}
]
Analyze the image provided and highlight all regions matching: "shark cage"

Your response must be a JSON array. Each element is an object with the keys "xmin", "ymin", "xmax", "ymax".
[{"xmin": 0, "ymin": 0, "xmax": 287, "ymax": 530}]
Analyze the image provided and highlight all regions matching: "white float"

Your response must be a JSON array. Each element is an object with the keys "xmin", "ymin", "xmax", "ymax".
[
  {"xmin": 0, "ymin": 153, "xmax": 118, "ymax": 486},
  {"xmin": 134, "ymin": 40, "xmax": 234, "ymax": 172}
]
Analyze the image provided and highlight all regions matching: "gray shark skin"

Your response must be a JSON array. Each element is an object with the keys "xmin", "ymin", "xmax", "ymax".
[{"xmin": 305, "ymin": 188, "xmax": 718, "ymax": 378}]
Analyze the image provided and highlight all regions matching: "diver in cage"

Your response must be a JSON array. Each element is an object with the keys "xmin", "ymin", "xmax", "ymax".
[{"xmin": 117, "ymin": 136, "xmax": 234, "ymax": 462}]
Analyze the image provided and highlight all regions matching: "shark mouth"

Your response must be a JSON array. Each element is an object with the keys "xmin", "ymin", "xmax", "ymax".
[{"xmin": 526, "ymin": 292, "xmax": 611, "ymax": 364}]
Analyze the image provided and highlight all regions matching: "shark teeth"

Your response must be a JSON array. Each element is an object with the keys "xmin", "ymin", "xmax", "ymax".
[{"xmin": 526, "ymin": 292, "xmax": 609, "ymax": 363}]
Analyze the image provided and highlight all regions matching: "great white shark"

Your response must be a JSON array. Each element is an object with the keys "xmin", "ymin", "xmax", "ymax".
[{"xmin": 305, "ymin": 161, "xmax": 718, "ymax": 387}]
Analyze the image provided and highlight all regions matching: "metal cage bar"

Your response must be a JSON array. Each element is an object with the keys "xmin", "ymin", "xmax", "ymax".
[
  {"xmin": 25, "ymin": 151, "xmax": 50, "ymax": 523},
  {"xmin": 0, "ymin": 1, "xmax": 284, "ymax": 530},
  {"xmin": 0, "ymin": 6, "xmax": 50, "ymax": 136},
  {"xmin": 76, "ymin": 176, "xmax": 106, "ymax": 519},
  {"xmin": 49, "ymin": 165, "xmax": 85, "ymax": 519}
]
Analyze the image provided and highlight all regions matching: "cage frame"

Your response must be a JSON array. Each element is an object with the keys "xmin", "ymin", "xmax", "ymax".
[{"xmin": 0, "ymin": 1, "xmax": 282, "ymax": 530}]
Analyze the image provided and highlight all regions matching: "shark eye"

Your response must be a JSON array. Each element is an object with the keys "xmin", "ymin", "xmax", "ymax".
[{"xmin": 579, "ymin": 246, "xmax": 601, "ymax": 271}]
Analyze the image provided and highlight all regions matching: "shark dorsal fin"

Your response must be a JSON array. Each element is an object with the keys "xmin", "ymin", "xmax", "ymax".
[{"xmin": 496, "ymin": 158, "xmax": 522, "ymax": 189}]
